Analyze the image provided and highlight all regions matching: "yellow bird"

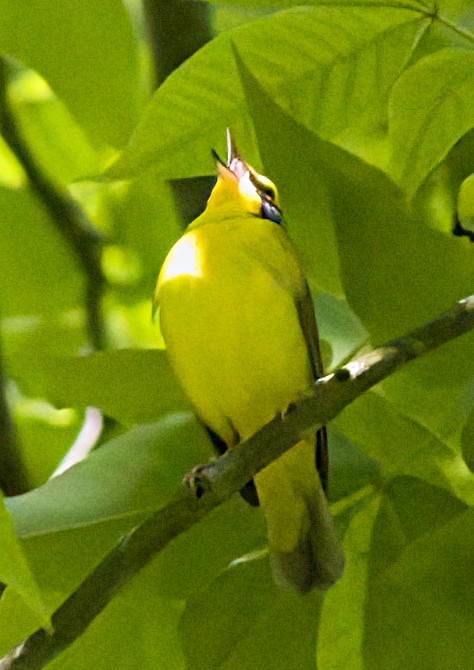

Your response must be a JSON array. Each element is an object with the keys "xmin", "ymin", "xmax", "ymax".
[{"xmin": 156, "ymin": 131, "xmax": 344, "ymax": 592}]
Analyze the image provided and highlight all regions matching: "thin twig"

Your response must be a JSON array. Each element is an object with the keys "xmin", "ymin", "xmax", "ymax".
[
  {"xmin": 0, "ymin": 58, "xmax": 105, "ymax": 350},
  {"xmin": 3, "ymin": 294, "xmax": 474, "ymax": 669}
]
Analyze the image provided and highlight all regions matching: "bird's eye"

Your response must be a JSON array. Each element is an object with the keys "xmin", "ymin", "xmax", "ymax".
[{"xmin": 261, "ymin": 186, "xmax": 275, "ymax": 201}]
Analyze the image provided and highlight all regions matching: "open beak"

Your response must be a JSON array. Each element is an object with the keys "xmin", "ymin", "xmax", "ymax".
[
  {"xmin": 212, "ymin": 129, "xmax": 248, "ymax": 182},
  {"xmin": 226, "ymin": 128, "xmax": 239, "ymax": 165},
  {"xmin": 226, "ymin": 129, "xmax": 248, "ymax": 179}
]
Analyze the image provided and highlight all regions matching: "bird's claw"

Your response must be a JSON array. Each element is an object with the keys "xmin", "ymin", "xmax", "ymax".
[{"xmin": 183, "ymin": 465, "xmax": 212, "ymax": 499}]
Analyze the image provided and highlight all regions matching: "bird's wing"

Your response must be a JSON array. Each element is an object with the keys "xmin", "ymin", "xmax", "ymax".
[{"xmin": 295, "ymin": 280, "xmax": 329, "ymax": 493}]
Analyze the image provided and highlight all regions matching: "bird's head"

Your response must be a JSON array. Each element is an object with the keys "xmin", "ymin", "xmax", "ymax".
[{"xmin": 205, "ymin": 129, "xmax": 282, "ymax": 225}]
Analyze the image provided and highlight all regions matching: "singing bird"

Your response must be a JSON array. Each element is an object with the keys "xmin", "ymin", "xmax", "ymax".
[{"xmin": 155, "ymin": 132, "xmax": 344, "ymax": 592}]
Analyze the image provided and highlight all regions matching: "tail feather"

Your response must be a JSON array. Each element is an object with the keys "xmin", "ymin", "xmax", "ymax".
[
  {"xmin": 270, "ymin": 487, "xmax": 344, "ymax": 592},
  {"xmin": 255, "ymin": 439, "xmax": 344, "ymax": 593}
]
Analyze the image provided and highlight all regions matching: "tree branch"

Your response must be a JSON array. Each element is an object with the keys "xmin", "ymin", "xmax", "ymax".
[
  {"xmin": 0, "ymin": 58, "xmax": 105, "ymax": 350},
  {"xmin": 2, "ymin": 294, "xmax": 474, "ymax": 669}
]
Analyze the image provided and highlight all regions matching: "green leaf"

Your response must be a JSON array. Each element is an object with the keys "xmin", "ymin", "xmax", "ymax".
[
  {"xmin": 317, "ymin": 490, "xmax": 380, "ymax": 670},
  {"xmin": 149, "ymin": 497, "xmax": 266, "ymax": 600},
  {"xmin": 232, "ymin": 55, "xmax": 474, "ymax": 343},
  {"xmin": 314, "ymin": 293, "xmax": 369, "ymax": 369},
  {"xmin": 457, "ymin": 171, "xmax": 474, "ymax": 232},
  {"xmin": 389, "ymin": 49, "xmax": 474, "ymax": 195},
  {"xmin": 319, "ymin": 477, "xmax": 468, "ymax": 670},
  {"xmin": 0, "ymin": 519, "xmax": 132, "ymax": 656},
  {"xmin": 11, "ymin": 70, "xmax": 108, "ymax": 184},
  {"xmin": 380, "ymin": 341, "xmax": 474, "ymax": 450},
  {"xmin": 12, "ymin": 350, "xmax": 190, "ymax": 425},
  {"xmin": 0, "ymin": 0, "xmax": 140, "ymax": 147},
  {"xmin": 331, "ymin": 154, "xmax": 474, "ymax": 343},
  {"xmin": 180, "ymin": 555, "xmax": 323, "ymax": 670},
  {"xmin": 437, "ymin": 0, "xmax": 474, "ymax": 18},
  {"xmin": 365, "ymin": 504, "xmax": 474, "ymax": 670},
  {"xmin": 3, "ymin": 416, "xmax": 266, "ymax": 648},
  {"xmin": 328, "ymin": 427, "xmax": 380, "ymax": 502},
  {"xmin": 334, "ymin": 391, "xmax": 474, "ymax": 503},
  {"xmin": 230, "ymin": 45, "xmax": 342, "ymax": 295},
  {"xmin": 0, "ymin": 186, "xmax": 81, "ymax": 318},
  {"xmin": 107, "ymin": 5, "xmax": 428, "ymax": 180},
  {"xmin": 1, "ymin": 414, "xmax": 214, "ymax": 652},
  {"xmin": 370, "ymin": 477, "xmax": 468, "ymax": 573},
  {"xmin": 0, "ymin": 494, "xmax": 49, "ymax": 629},
  {"xmin": 5, "ymin": 414, "xmax": 210, "ymax": 536},
  {"xmin": 41, "ymin": 564, "xmax": 185, "ymax": 670}
]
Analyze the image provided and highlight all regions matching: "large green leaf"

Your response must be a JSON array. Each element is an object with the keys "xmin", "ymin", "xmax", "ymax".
[
  {"xmin": 0, "ymin": 498, "xmax": 263, "ymax": 658},
  {"xmin": 365, "ymin": 503, "xmax": 474, "ymax": 669},
  {"xmin": 10, "ymin": 71, "xmax": 110, "ymax": 186},
  {"xmin": 5, "ymin": 414, "xmax": 209, "ymax": 536},
  {"xmin": 232, "ymin": 48, "xmax": 343, "ymax": 295},
  {"xmin": 328, "ymin": 428, "xmax": 380, "ymax": 502},
  {"xmin": 11, "ymin": 350, "xmax": 190, "ymax": 425},
  {"xmin": 1, "ymin": 419, "xmax": 265, "ymax": 659},
  {"xmin": 7, "ymin": 498, "xmax": 261, "ymax": 669},
  {"xmin": 334, "ymin": 391, "xmax": 474, "ymax": 503},
  {"xmin": 320, "ymin": 476, "xmax": 468, "ymax": 669},
  {"xmin": 180, "ymin": 554, "xmax": 322, "ymax": 670},
  {"xmin": 234, "ymin": 55, "xmax": 474, "ymax": 339},
  {"xmin": 45, "ymin": 568, "xmax": 185, "ymax": 670},
  {"xmin": 390, "ymin": 49, "xmax": 474, "ymax": 195},
  {"xmin": 0, "ymin": 414, "xmax": 213, "ymax": 652},
  {"xmin": 107, "ymin": 5, "xmax": 428, "ymax": 180},
  {"xmin": 0, "ymin": 0, "xmax": 140, "ymax": 146},
  {"xmin": 380, "ymin": 341, "xmax": 474, "ymax": 449}
]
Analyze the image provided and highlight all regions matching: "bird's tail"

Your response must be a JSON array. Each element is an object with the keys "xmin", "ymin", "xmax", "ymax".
[{"xmin": 255, "ymin": 438, "xmax": 344, "ymax": 593}]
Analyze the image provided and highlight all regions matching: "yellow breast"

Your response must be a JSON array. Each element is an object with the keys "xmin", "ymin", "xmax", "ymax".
[{"xmin": 157, "ymin": 215, "xmax": 311, "ymax": 447}]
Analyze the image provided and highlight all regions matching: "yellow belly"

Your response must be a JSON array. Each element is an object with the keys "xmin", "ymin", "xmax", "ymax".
[{"xmin": 157, "ymin": 217, "xmax": 311, "ymax": 446}]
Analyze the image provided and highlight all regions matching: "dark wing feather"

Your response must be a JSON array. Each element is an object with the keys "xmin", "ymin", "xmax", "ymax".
[{"xmin": 295, "ymin": 279, "xmax": 329, "ymax": 493}]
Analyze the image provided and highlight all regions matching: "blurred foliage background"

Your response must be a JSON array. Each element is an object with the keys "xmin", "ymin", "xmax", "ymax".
[{"xmin": 1, "ymin": 1, "xmax": 474, "ymax": 668}]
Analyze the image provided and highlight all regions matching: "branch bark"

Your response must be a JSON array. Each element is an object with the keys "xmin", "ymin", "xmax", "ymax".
[{"xmin": 2, "ymin": 294, "xmax": 474, "ymax": 668}]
